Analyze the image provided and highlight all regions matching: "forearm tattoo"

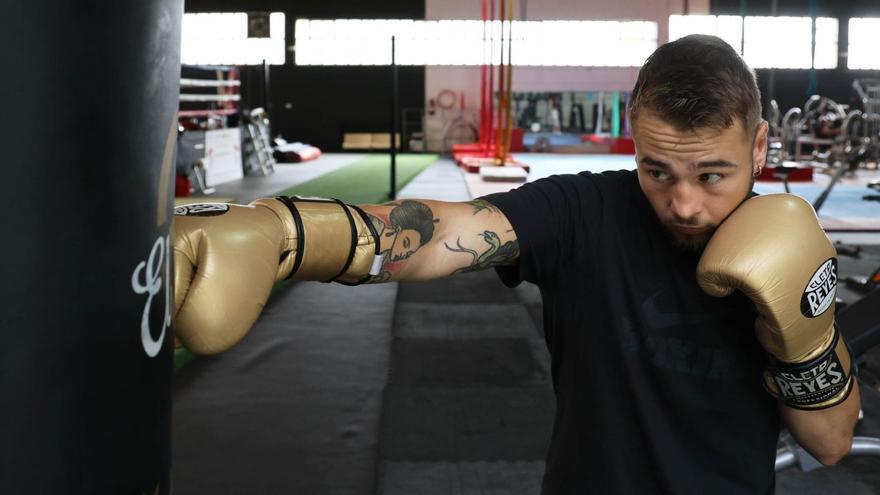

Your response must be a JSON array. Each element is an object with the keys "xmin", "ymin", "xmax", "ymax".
[
  {"xmin": 466, "ymin": 199, "xmax": 501, "ymax": 215},
  {"xmin": 445, "ymin": 230, "xmax": 519, "ymax": 275},
  {"xmin": 449, "ymin": 200, "xmax": 519, "ymax": 273},
  {"xmin": 361, "ymin": 199, "xmax": 518, "ymax": 282},
  {"xmin": 363, "ymin": 200, "xmax": 439, "ymax": 283}
]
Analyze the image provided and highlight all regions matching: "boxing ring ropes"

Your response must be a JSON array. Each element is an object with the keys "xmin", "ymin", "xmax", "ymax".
[
  {"xmin": 177, "ymin": 70, "xmax": 241, "ymax": 119},
  {"xmin": 176, "ymin": 69, "xmax": 243, "ymax": 194}
]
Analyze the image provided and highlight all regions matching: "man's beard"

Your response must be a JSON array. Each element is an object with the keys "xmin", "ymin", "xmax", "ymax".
[
  {"xmin": 665, "ymin": 225, "xmax": 716, "ymax": 253},
  {"xmin": 663, "ymin": 174, "xmax": 755, "ymax": 254}
]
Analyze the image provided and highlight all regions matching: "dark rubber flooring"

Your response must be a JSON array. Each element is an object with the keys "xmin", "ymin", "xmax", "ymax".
[
  {"xmin": 173, "ymin": 255, "xmax": 880, "ymax": 494},
  {"xmin": 172, "ymin": 282, "xmax": 397, "ymax": 494},
  {"xmin": 378, "ymin": 272, "xmax": 554, "ymax": 494}
]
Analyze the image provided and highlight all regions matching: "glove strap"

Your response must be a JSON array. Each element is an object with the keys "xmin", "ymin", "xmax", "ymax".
[
  {"xmin": 275, "ymin": 196, "xmax": 382, "ymax": 284},
  {"xmin": 277, "ymin": 196, "xmax": 305, "ymax": 280},
  {"xmin": 762, "ymin": 323, "xmax": 855, "ymax": 410}
]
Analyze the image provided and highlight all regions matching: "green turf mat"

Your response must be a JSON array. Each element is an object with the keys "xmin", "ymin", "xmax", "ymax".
[
  {"xmin": 274, "ymin": 153, "xmax": 438, "ymax": 204},
  {"xmin": 174, "ymin": 347, "xmax": 196, "ymax": 370}
]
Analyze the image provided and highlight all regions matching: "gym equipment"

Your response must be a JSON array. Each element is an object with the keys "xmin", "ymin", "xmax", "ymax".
[
  {"xmin": 273, "ymin": 138, "xmax": 322, "ymax": 162},
  {"xmin": 2, "ymin": 1, "xmax": 181, "ymax": 493},
  {"xmin": 453, "ymin": 0, "xmax": 528, "ymax": 176},
  {"xmin": 767, "ymin": 91, "xmax": 880, "ymax": 227},
  {"xmin": 242, "ymin": 107, "xmax": 277, "ymax": 176},
  {"xmin": 777, "ymin": 96, "xmax": 845, "ymax": 162},
  {"xmin": 865, "ymin": 179, "xmax": 880, "ymax": 202},
  {"xmin": 566, "ymin": 92, "xmax": 587, "ymax": 133},
  {"xmin": 835, "ymin": 241, "xmax": 862, "ymax": 259},
  {"xmin": 843, "ymin": 261, "xmax": 880, "ymax": 293}
]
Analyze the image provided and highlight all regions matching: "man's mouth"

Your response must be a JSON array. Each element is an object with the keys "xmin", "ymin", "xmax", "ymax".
[{"xmin": 672, "ymin": 225, "xmax": 709, "ymax": 236}]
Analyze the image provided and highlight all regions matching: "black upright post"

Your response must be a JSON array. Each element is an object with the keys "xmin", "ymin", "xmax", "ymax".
[
  {"xmin": 1, "ymin": 1, "xmax": 181, "ymax": 494},
  {"xmin": 766, "ymin": 0, "xmax": 777, "ymax": 108},
  {"xmin": 390, "ymin": 35, "xmax": 399, "ymax": 200},
  {"xmin": 263, "ymin": 58, "xmax": 272, "ymax": 134}
]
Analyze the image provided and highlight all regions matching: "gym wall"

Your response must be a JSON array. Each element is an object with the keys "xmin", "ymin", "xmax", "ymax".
[
  {"xmin": 185, "ymin": 0, "xmax": 426, "ymax": 152},
  {"xmin": 424, "ymin": 0, "xmax": 711, "ymax": 122},
  {"xmin": 711, "ymin": 0, "xmax": 880, "ymax": 117}
]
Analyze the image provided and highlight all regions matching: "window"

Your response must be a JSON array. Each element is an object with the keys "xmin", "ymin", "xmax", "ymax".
[
  {"xmin": 668, "ymin": 14, "xmax": 743, "ymax": 51},
  {"xmin": 813, "ymin": 17, "xmax": 839, "ymax": 69},
  {"xmin": 848, "ymin": 18, "xmax": 880, "ymax": 70},
  {"xmin": 293, "ymin": 19, "xmax": 657, "ymax": 67},
  {"xmin": 181, "ymin": 13, "xmax": 286, "ymax": 66},
  {"xmin": 668, "ymin": 15, "xmax": 838, "ymax": 69}
]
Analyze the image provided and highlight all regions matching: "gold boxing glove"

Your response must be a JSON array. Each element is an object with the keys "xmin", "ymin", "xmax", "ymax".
[
  {"xmin": 697, "ymin": 194, "xmax": 853, "ymax": 410},
  {"xmin": 173, "ymin": 197, "xmax": 382, "ymax": 354}
]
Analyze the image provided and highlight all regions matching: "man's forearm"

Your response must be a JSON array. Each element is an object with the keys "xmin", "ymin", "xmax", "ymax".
[
  {"xmin": 781, "ymin": 378, "xmax": 861, "ymax": 466},
  {"xmin": 359, "ymin": 199, "xmax": 519, "ymax": 283}
]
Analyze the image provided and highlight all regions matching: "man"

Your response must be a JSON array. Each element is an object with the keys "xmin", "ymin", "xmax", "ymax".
[{"xmin": 173, "ymin": 35, "xmax": 860, "ymax": 493}]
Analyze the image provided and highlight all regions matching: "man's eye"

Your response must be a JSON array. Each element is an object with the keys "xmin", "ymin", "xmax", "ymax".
[
  {"xmin": 700, "ymin": 173, "xmax": 723, "ymax": 185},
  {"xmin": 403, "ymin": 238, "xmax": 410, "ymax": 249},
  {"xmin": 648, "ymin": 170, "xmax": 670, "ymax": 181}
]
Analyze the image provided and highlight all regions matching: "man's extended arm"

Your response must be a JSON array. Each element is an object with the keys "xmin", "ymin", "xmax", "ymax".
[{"xmin": 171, "ymin": 196, "xmax": 518, "ymax": 353}]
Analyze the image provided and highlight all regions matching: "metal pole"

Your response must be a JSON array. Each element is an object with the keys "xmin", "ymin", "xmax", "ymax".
[
  {"xmin": 263, "ymin": 58, "xmax": 272, "ymax": 135},
  {"xmin": 766, "ymin": 0, "xmax": 777, "ymax": 108},
  {"xmin": 390, "ymin": 35, "xmax": 398, "ymax": 200},
  {"xmin": 739, "ymin": 0, "xmax": 747, "ymax": 56}
]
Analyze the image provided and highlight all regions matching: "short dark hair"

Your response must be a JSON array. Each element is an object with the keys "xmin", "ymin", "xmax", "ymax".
[{"xmin": 628, "ymin": 34, "xmax": 762, "ymax": 135}]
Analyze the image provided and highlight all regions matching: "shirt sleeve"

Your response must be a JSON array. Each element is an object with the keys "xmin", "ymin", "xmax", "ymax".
[{"xmin": 480, "ymin": 174, "xmax": 593, "ymax": 287}]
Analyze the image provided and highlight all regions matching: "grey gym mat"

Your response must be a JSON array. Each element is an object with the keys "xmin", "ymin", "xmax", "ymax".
[
  {"xmin": 377, "ymin": 271, "xmax": 555, "ymax": 494},
  {"xmin": 397, "ymin": 156, "xmax": 472, "ymax": 202},
  {"xmin": 172, "ymin": 281, "xmax": 396, "ymax": 495}
]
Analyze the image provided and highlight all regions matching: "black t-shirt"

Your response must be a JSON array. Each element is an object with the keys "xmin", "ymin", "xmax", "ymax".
[{"xmin": 482, "ymin": 170, "xmax": 780, "ymax": 494}]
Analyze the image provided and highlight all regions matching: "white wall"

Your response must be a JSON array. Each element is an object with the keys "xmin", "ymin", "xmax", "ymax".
[{"xmin": 422, "ymin": 0, "xmax": 710, "ymax": 149}]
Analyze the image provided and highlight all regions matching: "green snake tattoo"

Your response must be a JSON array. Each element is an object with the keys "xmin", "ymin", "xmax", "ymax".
[
  {"xmin": 466, "ymin": 199, "xmax": 501, "ymax": 215},
  {"xmin": 446, "ymin": 230, "xmax": 519, "ymax": 275}
]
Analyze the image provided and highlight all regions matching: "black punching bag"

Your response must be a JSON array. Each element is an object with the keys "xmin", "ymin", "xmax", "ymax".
[{"xmin": 1, "ymin": 1, "xmax": 182, "ymax": 493}]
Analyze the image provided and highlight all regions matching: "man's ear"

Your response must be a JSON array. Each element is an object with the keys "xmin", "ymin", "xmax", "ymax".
[{"xmin": 752, "ymin": 120, "xmax": 769, "ymax": 174}]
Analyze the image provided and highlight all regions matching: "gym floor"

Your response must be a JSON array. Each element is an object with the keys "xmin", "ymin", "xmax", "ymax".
[{"xmin": 172, "ymin": 154, "xmax": 880, "ymax": 494}]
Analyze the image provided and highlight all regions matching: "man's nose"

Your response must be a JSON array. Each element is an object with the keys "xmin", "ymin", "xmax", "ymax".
[{"xmin": 669, "ymin": 182, "xmax": 703, "ymax": 222}]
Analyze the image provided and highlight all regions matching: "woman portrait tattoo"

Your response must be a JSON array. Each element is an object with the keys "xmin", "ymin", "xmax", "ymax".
[
  {"xmin": 364, "ymin": 200, "xmax": 439, "ymax": 282},
  {"xmin": 387, "ymin": 200, "xmax": 438, "ymax": 261}
]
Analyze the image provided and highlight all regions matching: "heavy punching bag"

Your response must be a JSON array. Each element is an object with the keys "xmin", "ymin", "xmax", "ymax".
[{"xmin": 1, "ymin": 1, "xmax": 182, "ymax": 493}]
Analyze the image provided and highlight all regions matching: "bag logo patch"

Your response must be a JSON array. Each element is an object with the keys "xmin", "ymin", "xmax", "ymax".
[{"xmin": 174, "ymin": 203, "xmax": 230, "ymax": 216}]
